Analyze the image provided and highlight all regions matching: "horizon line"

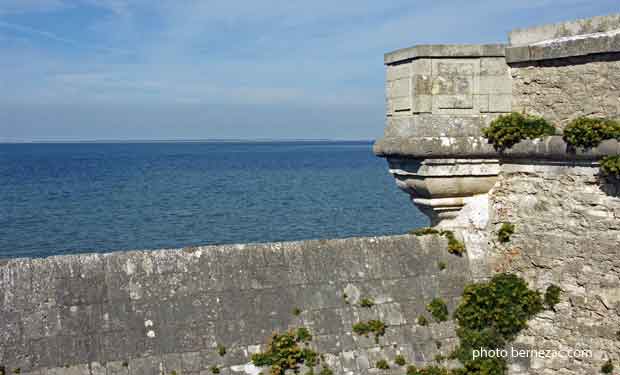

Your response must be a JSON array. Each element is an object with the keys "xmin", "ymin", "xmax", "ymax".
[{"xmin": 0, "ymin": 138, "xmax": 375, "ymax": 144}]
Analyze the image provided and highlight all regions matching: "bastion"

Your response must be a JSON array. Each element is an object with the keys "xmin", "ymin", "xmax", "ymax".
[{"xmin": 2, "ymin": 13, "xmax": 620, "ymax": 375}]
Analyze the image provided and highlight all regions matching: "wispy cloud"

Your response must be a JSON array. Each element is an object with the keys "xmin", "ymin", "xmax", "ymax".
[{"xmin": 0, "ymin": 1, "xmax": 619, "ymax": 140}]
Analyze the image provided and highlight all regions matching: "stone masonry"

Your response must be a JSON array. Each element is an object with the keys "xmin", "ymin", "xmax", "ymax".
[
  {"xmin": 1, "ymin": 236, "xmax": 470, "ymax": 374},
  {"xmin": 375, "ymin": 12, "xmax": 620, "ymax": 375}
]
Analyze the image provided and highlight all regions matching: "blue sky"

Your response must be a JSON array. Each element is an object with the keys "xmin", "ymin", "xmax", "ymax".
[{"xmin": 1, "ymin": 1, "xmax": 618, "ymax": 141}]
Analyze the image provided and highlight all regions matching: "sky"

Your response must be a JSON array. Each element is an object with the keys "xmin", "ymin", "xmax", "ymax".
[{"xmin": 0, "ymin": 1, "xmax": 619, "ymax": 141}]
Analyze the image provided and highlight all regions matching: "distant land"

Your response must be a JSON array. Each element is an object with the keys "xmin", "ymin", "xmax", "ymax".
[{"xmin": 0, "ymin": 138, "xmax": 373, "ymax": 144}]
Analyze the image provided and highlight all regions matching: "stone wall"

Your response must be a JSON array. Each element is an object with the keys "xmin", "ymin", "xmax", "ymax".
[
  {"xmin": 0, "ymin": 235, "xmax": 470, "ymax": 375},
  {"xmin": 511, "ymin": 53, "xmax": 620, "ymax": 128},
  {"xmin": 485, "ymin": 162, "xmax": 620, "ymax": 374}
]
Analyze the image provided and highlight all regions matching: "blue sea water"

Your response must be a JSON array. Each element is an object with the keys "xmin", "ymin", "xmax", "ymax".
[{"xmin": 0, "ymin": 142, "xmax": 427, "ymax": 259}]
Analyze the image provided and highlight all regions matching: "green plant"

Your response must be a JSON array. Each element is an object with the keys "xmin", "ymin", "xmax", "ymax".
[
  {"xmin": 343, "ymin": 293, "xmax": 349, "ymax": 305},
  {"xmin": 296, "ymin": 327, "xmax": 312, "ymax": 342},
  {"xmin": 434, "ymin": 354, "xmax": 445, "ymax": 362},
  {"xmin": 438, "ymin": 261, "xmax": 447, "ymax": 271},
  {"xmin": 436, "ymin": 341, "xmax": 442, "ymax": 349},
  {"xmin": 410, "ymin": 227, "xmax": 441, "ymax": 236},
  {"xmin": 482, "ymin": 112, "xmax": 556, "ymax": 150},
  {"xmin": 293, "ymin": 307, "xmax": 301, "ymax": 316},
  {"xmin": 497, "ymin": 223, "xmax": 515, "ymax": 243},
  {"xmin": 417, "ymin": 315, "xmax": 428, "ymax": 326},
  {"xmin": 602, "ymin": 359, "xmax": 614, "ymax": 374},
  {"xmin": 211, "ymin": 366, "xmax": 220, "ymax": 374},
  {"xmin": 318, "ymin": 366, "xmax": 333, "ymax": 375},
  {"xmin": 427, "ymin": 298, "xmax": 449, "ymax": 322},
  {"xmin": 0, "ymin": 366, "xmax": 4, "ymax": 375},
  {"xmin": 563, "ymin": 117, "xmax": 620, "ymax": 149},
  {"xmin": 407, "ymin": 365, "xmax": 450, "ymax": 375},
  {"xmin": 394, "ymin": 355, "xmax": 406, "ymax": 366},
  {"xmin": 616, "ymin": 330, "xmax": 620, "ymax": 341},
  {"xmin": 11, "ymin": 370, "xmax": 19, "ymax": 375},
  {"xmin": 251, "ymin": 328, "xmax": 318, "ymax": 375},
  {"xmin": 443, "ymin": 231, "xmax": 466, "ymax": 256},
  {"xmin": 376, "ymin": 359, "xmax": 390, "ymax": 370},
  {"xmin": 600, "ymin": 155, "xmax": 620, "ymax": 178},
  {"xmin": 217, "ymin": 344, "xmax": 226, "ymax": 356},
  {"xmin": 544, "ymin": 284, "xmax": 562, "ymax": 309},
  {"xmin": 359, "ymin": 297, "xmax": 375, "ymax": 308},
  {"xmin": 409, "ymin": 228, "xmax": 466, "ymax": 256},
  {"xmin": 122, "ymin": 362, "xmax": 129, "ymax": 368},
  {"xmin": 170, "ymin": 371, "xmax": 178, "ymax": 375},
  {"xmin": 352, "ymin": 320, "xmax": 387, "ymax": 343}
]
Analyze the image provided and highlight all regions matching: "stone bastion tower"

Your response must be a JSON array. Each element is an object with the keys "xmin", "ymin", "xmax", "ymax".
[{"xmin": 375, "ymin": 14, "xmax": 620, "ymax": 230}]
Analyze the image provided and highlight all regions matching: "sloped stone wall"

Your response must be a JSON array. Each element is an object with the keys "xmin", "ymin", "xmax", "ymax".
[{"xmin": 0, "ymin": 235, "xmax": 470, "ymax": 375}]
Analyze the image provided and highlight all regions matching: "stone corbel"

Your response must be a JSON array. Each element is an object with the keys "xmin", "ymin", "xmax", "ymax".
[{"xmin": 387, "ymin": 158, "xmax": 500, "ymax": 228}]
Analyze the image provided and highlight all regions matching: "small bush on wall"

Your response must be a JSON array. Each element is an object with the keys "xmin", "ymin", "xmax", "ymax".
[
  {"xmin": 482, "ymin": 112, "xmax": 556, "ymax": 150},
  {"xmin": 563, "ymin": 117, "xmax": 620, "ymax": 149},
  {"xmin": 600, "ymin": 155, "xmax": 620, "ymax": 178}
]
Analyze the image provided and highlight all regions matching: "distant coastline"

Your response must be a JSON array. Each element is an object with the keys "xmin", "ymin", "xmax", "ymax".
[{"xmin": 0, "ymin": 138, "xmax": 374, "ymax": 144}]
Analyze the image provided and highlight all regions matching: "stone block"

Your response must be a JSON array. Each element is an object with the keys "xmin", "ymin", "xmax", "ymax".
[
  {"xmin": 479, "ymin": 75, "xmax": 512, "ymax": 94},
  {"xmin": 411, "ymin": 59, "xmax": 432, "ymax": 75},
  {"xmin": 412, "ymin": 95, "xmax": 432, "ymax": 114},
  {"xmin": 434, "ymin": 95, "xmax": 473, "ymax": 110},
  {"xmin": 386, "ymin": 64, "xmax": 410, "ymax": 81},
  {"xmin": 390, "ymin": 78, "xmax": 410, "ymax": 98},
  {"xmin": 488, "ymin": 94, "xmax": 512, "ymax": 112},
  {"xmin": 480, "ymin": 57, "xmax": 509, "ymax": 75},
  {"xmin": 392, "ymin": 97, "xmax": 410, "ymax": 112}
]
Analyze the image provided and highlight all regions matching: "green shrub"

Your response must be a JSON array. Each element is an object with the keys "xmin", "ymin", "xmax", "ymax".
[
  {"xmin": 394, "ymin": 355, "xmax": 406, "ymax": 366},
  {"xmin": 427, "ymin": 298, "xmax": 449, "ymax": 322},
  {"xmin": 251, "ymin": 328, "xmax": 318, "ymax": 375},
  {"xmin": 417, "ymin": 315, "xmax": 428, "ymax": 326},
  {"xmin": 443, "ymin": 231, "xmax": 466, "ymax": 256},
  {"xmin": 359, "ymin": 298, "xmax": 375, "ymax": 308},
  {"xmin": 563, "ymin": 117, "xmax": 620, "ymax": 149},
  {"xmin": 602, "ymin": 359, "xmax": 614, "ymax": 374},
  {"xmin": 352, "ymin": 320, "xmax": 386, "ymax": 343},
  {"xmin": 497, "ymin": 223, "xmax": 515, "ymax": 243},
  {"xmin": 318, "ymin": 366, "xmax": 334, "ymax": 375},
  {"xmin": 407, "ymin": 365, "xmax": 450, "ymax": 375},
  {"xmin": 482, "ymin": 112, "xmax": 556, "ymax": 150},
  {"xmin": 455, "ymin": 273, "xmax": 542, "ymax": 339},
  {"xmin": 410, "ymin": 228, "xmax": 466, "ymax": 256},
  {"xmin": 292, "ymin": 307, "xmax": 301, "ymax": 316},
  {"xmin": 210, "ymin": 366, "xmax": 220, "ymax": 374},
  {"xmin": 376, "ymin": 359, "xmax": 390, "ymax": 370},
  {"xmin": 600, "ymin": 155, "xmax": 620, "ymax": 177},
  {"xmin": 438, "ymin": 261, "xmax": 447, "ymax": 271},
  {"xmin": 544, "ymin": 284, "xmax": 562, "ymax": 309},
  {"xmin": 217, "ymin": 344, "xmax": 226, "ymax": 356}
]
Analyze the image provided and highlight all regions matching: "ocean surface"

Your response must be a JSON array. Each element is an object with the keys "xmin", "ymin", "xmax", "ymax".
[{"xmin": 0, "ymin": 141, "xmax": 427, "ymax": 259}]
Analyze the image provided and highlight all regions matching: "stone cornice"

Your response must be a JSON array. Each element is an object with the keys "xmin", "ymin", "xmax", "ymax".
[
  {"xmin": 506, "ymin": 29, "xmax": 620, "ymax": 63},
  {"xmin": 373, "ymin": 136, "xmax": 620, "ymax": 161},
  {"xmin": 384, "ymin": 44, "xmax": 506, "ymax": 65}
]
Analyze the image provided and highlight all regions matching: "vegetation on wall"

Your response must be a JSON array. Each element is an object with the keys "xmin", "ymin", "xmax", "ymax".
[
  {"xmin": 427, "ymin": 298, "xmax": 449, "ymax": 322},
  {"xmin": 562, "ymin": 117, "xmax": 620, "ymax": 149},
  {"xmin": 601, "ymin": 359, "xmax": 614, "ymax": 374},
  {"xmin": 481, "ymin": 112, "xmax": 556, "ymax": 150},
  {"xmin": 600, "ymin": 155, "xmax": 620, "ymax": 178},
  {"xmin": 252, "ymin": 327, "xmax": 331, "ymax": 375},
  {"xmin": 497, "ymin": 223, "xmax": 515, "ymax": 243},
  {"xmin": 352, "ymin": 320, "xmax": 387, "ymax": 343},
  {"xmin": 413, "ymin": 273, "xmax": 546, "ymax": 375},
  {"xmin": 359, "ymin": 298, "xmax": 375, "ymax": 308},
  {"xmin": 409, "ymin": 228, "xmax": 466, "ymax": 256},
  {"xmin": 544, "ymin": 285, "xmax": 562, "ymax": 309}
]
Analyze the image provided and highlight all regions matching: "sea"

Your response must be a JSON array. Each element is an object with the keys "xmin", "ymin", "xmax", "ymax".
[{"xmin": 0, "ymin": 141, "xmax": 427, "ymax": 259}]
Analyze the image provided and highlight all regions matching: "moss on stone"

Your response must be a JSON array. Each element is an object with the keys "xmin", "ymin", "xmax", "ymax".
[
  {"xmin": 376, "ymin": 359, "xmax": 390, "ymax": 370},
  {"xmin": 427, "ymin": 298, "xmax": 449, "ymax": 322},
  {"xmin": 497, "ymin": 223, "xmax": 515, "ymax": 243}
]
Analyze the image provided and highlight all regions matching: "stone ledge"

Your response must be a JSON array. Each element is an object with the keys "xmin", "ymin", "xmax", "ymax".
[
  {"xmin": 506, "ymin": 29, "xmax": 620, "ymax": 63},
  {"xmin": 509, "ymin": 13, "xmax": 620, "ymax": 45},
  {"xmin": 384, "ymin": 44, "xmax": 506, "ymax": 65},
  {"xmin": 374, "ymin": 136, "xmax": 620, "ymax": 160}
]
